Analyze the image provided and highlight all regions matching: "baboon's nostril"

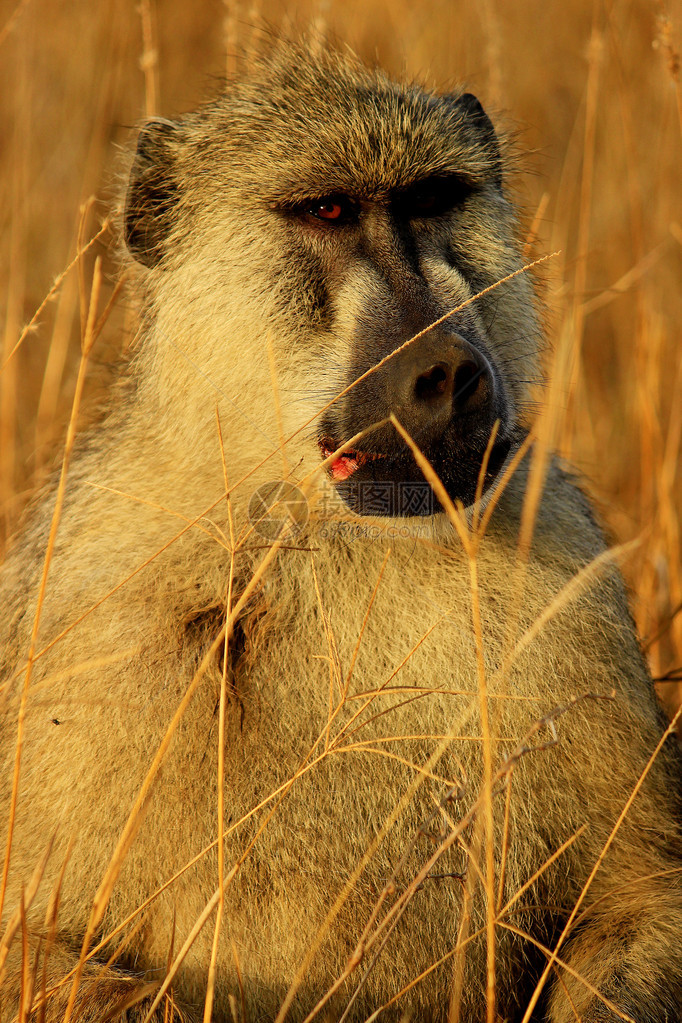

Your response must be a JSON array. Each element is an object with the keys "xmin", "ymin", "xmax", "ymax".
[
  {"xmin": 415, "ymin": 363, "xmax": 452, "ymax": 403},
  {"xmin": 453, "ymin": 360, "xmax": 482, "ymax": 404}
]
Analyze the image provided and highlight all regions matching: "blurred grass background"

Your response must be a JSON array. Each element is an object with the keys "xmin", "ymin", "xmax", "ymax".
[{"xmin": 0, "ymin": 0, "xmax": 680, "ymax": 718}]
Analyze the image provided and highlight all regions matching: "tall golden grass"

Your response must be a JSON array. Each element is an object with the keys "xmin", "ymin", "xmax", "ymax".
[{"xmin": 0, "ymin": 1, "xmax": 681, "ymax": 1019}]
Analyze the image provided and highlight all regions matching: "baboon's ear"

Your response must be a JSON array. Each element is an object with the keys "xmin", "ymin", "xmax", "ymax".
[
  {"xmin": 125, "ymin": 118, "xmax": 180, "ymax": 268},
  {"xmin": 451, "ymin": 93, "xmax": 502, "ymax": 184}
]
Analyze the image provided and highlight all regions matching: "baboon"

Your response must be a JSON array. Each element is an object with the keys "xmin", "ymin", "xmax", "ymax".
[{"xmin": 1, "ymin": 37, "xmax": 682, "ymax": 1023}]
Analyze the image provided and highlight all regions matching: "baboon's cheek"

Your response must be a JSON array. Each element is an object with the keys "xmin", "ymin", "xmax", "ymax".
[{"xmin": 271, "ymin": 243, "xmax": 334, "ymax": 330}]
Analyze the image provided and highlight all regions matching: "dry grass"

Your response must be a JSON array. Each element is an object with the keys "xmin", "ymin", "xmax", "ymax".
[{"xmin": 1, "ymin": 0, "xmax": 682, "ymax": 1019}]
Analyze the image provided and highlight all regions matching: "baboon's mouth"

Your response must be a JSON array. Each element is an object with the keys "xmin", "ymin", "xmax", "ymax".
[
  {"xmin": 318, "ymin": 437, "xmax": 387, "ymax": 481},
  {"xmin": 318, "ymin": 427, "xmax": 516, "ymax": 519},
  {"xmin": 319, "ymin": 419, "xmax": 517, "ymax": 515}
]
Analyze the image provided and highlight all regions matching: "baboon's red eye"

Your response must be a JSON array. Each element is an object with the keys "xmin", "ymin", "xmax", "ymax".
[
  {"xmin": 315, "ymin": 201, "xmax": 343, "ymax": 220},
  {"xmin": 305, "ymin": 196, "xmax": 356, "ymax": 224}
]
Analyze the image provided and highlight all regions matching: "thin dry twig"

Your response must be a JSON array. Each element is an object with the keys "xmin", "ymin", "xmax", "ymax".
[{"xmin": 0, "ymin": 219, "xmax": 110, "ymax": 376}]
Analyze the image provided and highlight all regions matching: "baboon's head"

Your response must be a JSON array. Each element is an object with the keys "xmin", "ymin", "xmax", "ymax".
[{"xmin": 124, "ymin": 40, "xmax": 539, "ymax": 522}]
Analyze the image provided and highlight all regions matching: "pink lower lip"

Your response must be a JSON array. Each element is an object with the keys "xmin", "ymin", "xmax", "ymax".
[
  {"xmin": 330, "ymin": 455, "xmax": 360, "ymax": 481},
  {"xmin": 320, "ymin": 438, "xmax": 387, "ymax": 480},
  {"xmin": 320, "ymin": 439, "xmax": 364, "ymax": 481}
]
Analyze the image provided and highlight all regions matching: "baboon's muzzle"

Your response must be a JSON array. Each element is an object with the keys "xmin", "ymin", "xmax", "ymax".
[{"xmin": 319, "ymin": 327, "xmax": 513, "ymax": 517}]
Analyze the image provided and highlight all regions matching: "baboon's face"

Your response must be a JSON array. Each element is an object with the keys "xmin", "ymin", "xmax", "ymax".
[
  {"xmin": 125, "ymin": 46, "xmax": 538, "ymax": 518},
  {"xmin": 296, "ymin": 180, "xmax": 515, "ymax": 517}
]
